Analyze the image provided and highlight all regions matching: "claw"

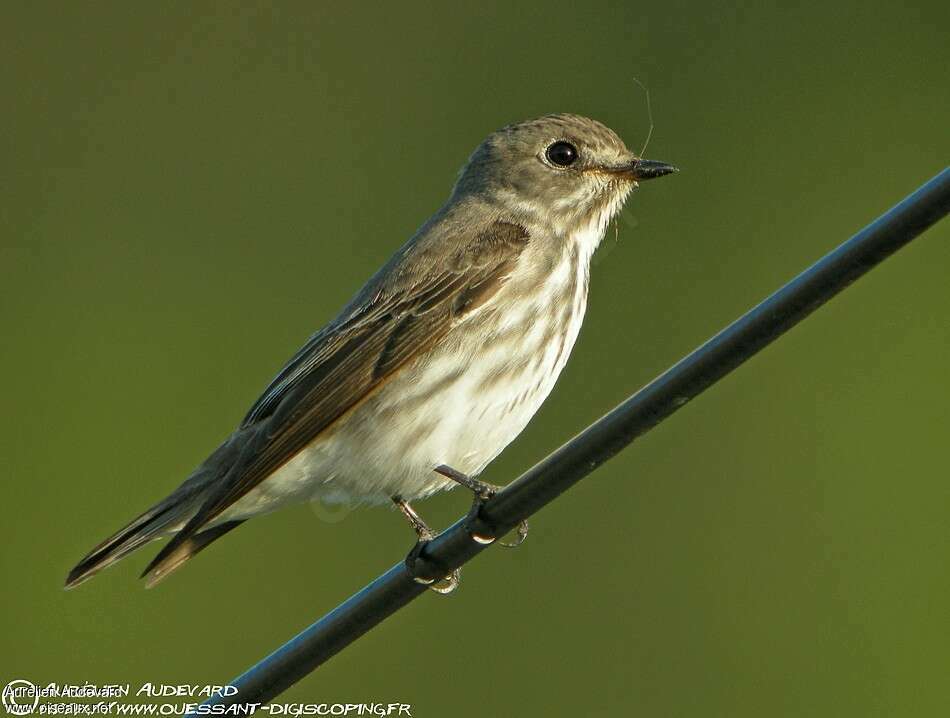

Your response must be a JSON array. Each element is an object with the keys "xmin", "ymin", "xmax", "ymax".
[
  {"xmin": 404, "ymin": 538, "xmax": 460, "ymax": 593},
  {"xmin": 428, "ymin": 570, "xmax": 460, "ymax": 594},
  {"xmin": 392, "ymin": 462, "xmax": 530, "ymax": 595},
  {"xmin": 434, "ymin": 464, "xmax": 530, "ymax": 547},
  {"xmin": 394, "ymin": 496, "xmax": 460, "ymax": 594},
  {"xmin": 499, "ymin": 518, "xmax": 529, "ymax": 548}
]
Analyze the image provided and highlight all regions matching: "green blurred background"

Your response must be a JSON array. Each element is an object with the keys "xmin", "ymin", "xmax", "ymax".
[{"xmin": 2, "ymin": 1, "xmax": 948, "ymax": 715}]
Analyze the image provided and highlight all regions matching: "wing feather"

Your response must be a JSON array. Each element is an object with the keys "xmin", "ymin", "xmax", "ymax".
[{"xmin": 143, "ymin": 221, "xmax": 528, "ymax": 578}]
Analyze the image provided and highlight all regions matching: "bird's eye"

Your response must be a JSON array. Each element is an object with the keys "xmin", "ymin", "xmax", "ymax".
[{"xmin": 545, "ymin": 141, "xmax": 578, "ymax": 167}]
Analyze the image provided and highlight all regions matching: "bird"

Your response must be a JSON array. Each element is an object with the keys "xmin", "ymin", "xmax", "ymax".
[{"xmin": 65, "ymin": 113, "xmax": 676, "ymax": 592}]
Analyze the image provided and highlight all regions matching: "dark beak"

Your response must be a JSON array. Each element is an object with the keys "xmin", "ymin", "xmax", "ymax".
[{"xmin": 629, "ymin": 158, "xmax": 678, "ymax": 181}]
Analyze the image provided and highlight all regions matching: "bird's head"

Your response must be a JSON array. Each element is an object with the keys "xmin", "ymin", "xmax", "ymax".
[{"xmin": 452, "ymin": 113, "xmax": 677, "ymax": 230}]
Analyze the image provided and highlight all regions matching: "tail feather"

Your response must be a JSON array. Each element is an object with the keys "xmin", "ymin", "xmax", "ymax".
[
  {"xmin": 140, "ymin": 520, "xmax": 244, "ymax": 588},
  {"xmin": 65, "ymin": 428, "xmax": 254, "ymax": 589},
  {"xmin": 64, "ymin": 500, "xmax": 187, "ymax": 589}
]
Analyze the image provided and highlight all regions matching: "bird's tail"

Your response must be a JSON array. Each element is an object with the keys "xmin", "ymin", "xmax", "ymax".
[
  {"xmin": 64, "ymin": 496, "xmax": 192, "ymax": 589},
  {"xmin": 64, "ymin": 429, "xmax": 250, "ymax": 589}
]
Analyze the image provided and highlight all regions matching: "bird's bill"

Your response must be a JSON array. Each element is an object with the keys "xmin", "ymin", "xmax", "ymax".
[
  {"xmin": 630, "ymin": 159, "xmax": 679, "ymax": 181},
  {"xmin": 600, "ymin": 158, "xmax": 679, "ymax": 181}
]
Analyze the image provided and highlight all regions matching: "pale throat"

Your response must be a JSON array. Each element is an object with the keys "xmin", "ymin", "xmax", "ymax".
[{"xmin": 563, "ymin": 187, "xmax": 630, "ymax": 265}]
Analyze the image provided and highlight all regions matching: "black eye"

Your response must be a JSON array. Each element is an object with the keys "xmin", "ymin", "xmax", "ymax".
[{"xmin": 545, "ymin": 141, "xmax": 578, "ymax": 167}]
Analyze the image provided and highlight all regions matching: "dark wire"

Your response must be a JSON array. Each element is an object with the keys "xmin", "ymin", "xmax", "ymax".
[{"xmin": 194, "ymin": 167, "xmax": 950, "ymax": 711}]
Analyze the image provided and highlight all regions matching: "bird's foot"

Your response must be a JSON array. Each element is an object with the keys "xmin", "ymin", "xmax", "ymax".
[
  {"xmin": 393, "ymin": 496, "xmax": 459, "ymax": 594},
  {"xmin": 433, "ymin": 464, "xmax": 529, "ymax": 548}
]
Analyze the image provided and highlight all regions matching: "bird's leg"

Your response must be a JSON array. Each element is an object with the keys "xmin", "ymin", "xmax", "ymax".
[
  {"xmin": 433, "ymin": 464, "xmax": 529, "ymax": 548},
  {"xmin": 392, "ymin": 496, "xmax": 459, "ymax": 594}
]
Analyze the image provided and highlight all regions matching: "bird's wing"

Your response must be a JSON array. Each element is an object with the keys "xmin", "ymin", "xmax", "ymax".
[{"xmin": 143, "ymin": 221, "xmax": 528, "ymax": 577}]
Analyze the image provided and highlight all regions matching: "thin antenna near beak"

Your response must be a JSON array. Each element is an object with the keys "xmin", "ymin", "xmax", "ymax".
[{"xmin": 632, "ymin": 77, "xmax": 654, "ymax": 158}]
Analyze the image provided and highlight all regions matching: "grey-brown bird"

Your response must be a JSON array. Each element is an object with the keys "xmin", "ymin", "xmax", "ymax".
[{"xmin": 65, "ymin": 114, "xmax": 676, "ymax": 591}]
